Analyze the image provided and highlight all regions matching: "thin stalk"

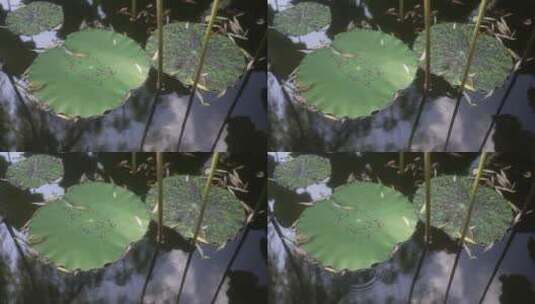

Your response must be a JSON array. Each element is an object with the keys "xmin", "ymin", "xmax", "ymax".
[
  {"xmin": 399, "ymin": 152, "xmax": 405, "ymax": 174},
  {"xmin": 132, "ymin": 0, "xmax": 137, "ymax": 19},
  {"xmin": 156, "ymin": 152, "xmax": 164, "ymax": 244},
  {"xmin": 424, "ymin": 152, "xmax": 432, "ymax": 245},
  {"xmin": 479, "ymin": 27, "xmax": 535, "ymax": 151},
  {"xmin": 399, "ymin": 0, "xmax": 404, "ymax": 20},
  {"xmin": 478, "ymin": 181, "xmax": 535, "ymax": 304},
  {"xmin": 443, "ymin": 0, "xmax": 488, "ymax": 151},
  {"xmin": 156, "ymin": 0, "xmax": 164, "ymax": 90},
  {"xmin": 209, "ymin": 186, "xmax": 266, "ymax": 304},
  {"xmin": 176, "ymin": 0, "xmax": 222, "ymax": 151},
  {"xmin": 131, "ymin": 152, "xmax": 137, "ymax": 174},
  {"xmin": 407, "ymin": 246, "xmax": 428, "ymax": 304},
  {"xmin": 443, "ymin": 152, "xmax": 488, "ymax": 303},
  {"xmin": 176, "ymin": 152, "xmax": 221, "ymax": 303},
  {"xmin": 423, "ymin": 0, "xmax": 432, "ymax": 92},
  {"xmin": 210, "ymin": 32, "xmax": 267, "ymax": 151}
]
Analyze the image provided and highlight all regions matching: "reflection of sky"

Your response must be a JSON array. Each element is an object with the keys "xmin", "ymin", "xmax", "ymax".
[{"xmin": 0, "ymin": 0, "xmax": 23, "ymax": 11}]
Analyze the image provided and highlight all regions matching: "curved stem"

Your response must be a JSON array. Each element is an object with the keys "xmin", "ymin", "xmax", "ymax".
[
  {"xmin": 443, "ymin": 0, "xmax": 488, "ymax": 151},
  {"xmin": 424, "ymin": 152, "xmax": 432, "ymax": 245},
  {"xmin": 176, "ymin": 152, "xmax": 221, "ymax": 303}
]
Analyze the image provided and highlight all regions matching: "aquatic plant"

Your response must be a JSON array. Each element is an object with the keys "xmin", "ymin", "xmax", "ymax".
[
  {"xmin": 295, "ymin": 29, "xmax": 417, "ymax": 119},
  {"xmin": 413, "ymin": 174, "xmax": 512, "ymax": 246},
  {"xmin": 6, "ymin": 154, "xmax": 62, "ymax": 189},
  {"xmin": 27, "ymin": 29, "xmax": 150, "ymax": 118},
  {"xmin": 296, "ymin": 182, "xmax": 417, "ymax": 271},
  {"xmin": 413, "ymin": 22, "xmax": 512, "ymax": 93},
  {"xmin": 27, "ymin": 182, "xmax": 150, "ymax": 271},
  {"xmin": 272, "ymin": 2, "xmax": 331, "ymax": 36},
  {"xmin": 145, "ymin": 22, "xmax": 245, "ymax": 93},
  {"xmin": 272, "ymin": 154, "xmax": 330, "ymax": 190},
  {"xmin": 6, "ymin": 1, "xmax": 63, "ymax": 36},
  {"xmin": 145, "ymin": 175, "xmax": 244, "ymax": 246}
]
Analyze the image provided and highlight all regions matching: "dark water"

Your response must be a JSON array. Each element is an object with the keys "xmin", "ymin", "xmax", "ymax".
[
  {"xmin": 0, "ymin": 152, "xmax": 267, "ymax": 303},
  {"xmin": 268, "ymin": 0, "xmax": 535, "ymax": 152},
  {"xmin": 0, "ymin": 0, "xmax": 267, "ymax": 152},
  {"xmin": 268, "ymin": 152, "xmax": 535, "ymax": 303}
]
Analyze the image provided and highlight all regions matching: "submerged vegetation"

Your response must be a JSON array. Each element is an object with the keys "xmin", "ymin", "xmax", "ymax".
[
  {"xmin": 272, "ymin": 154, "xmax": 330, "ymax": 190},
  {"xmin": 6, "ymin": 154, "xmax": 62, "ymax": 189},
  {"xmin": 6, "ymin": 1, "xmax": 63, "ymax": 36}
]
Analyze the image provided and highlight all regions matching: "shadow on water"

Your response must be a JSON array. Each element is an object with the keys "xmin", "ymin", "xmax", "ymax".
[
  {"xmin": 0, "ymin": 152, "xmax": 267, "ymax": 303},
  {"xmin": 268, "ymin": 0, "xmax": 535, "ymax": 151},
  {"xmin": 268, "ymin": 153, "xmax": 535, "ymax": 304},
  {"xmin": 0, "ymin": 0, "xmax": 267, "ymax": 152}
]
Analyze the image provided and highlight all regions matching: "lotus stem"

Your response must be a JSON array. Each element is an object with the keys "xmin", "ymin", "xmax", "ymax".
[
  {"xmin": 176, "ymin": 0, "xmax": 222, "ymax": 151},
  {"xmin": 423, "ymin": 0, "xmax": 432, "ymax": 91},
  {"xmin": 131, "ymin": 152, "xmax": 137, "ymax": 173},
  {"xmin": 399, "ymin": 0, "xmax": 404, "ymax": 20},
  {"xmin": 399, "ymin": 152, "xmax": 405, "ymax": 174},
  {"xmin": 156, "ymin": 0, "xmax": 164, "ymax": 90},
  {"xmin": 132, "ymin": 0, "xmax": 137, "ymax": 19},
  {"xmin": 156, "ymin": 152, "xmax": 164, "ymax": 244},
  {"xmin": 443, "ymin": 0, "xmax": 488, "ymax": 151},
  {"xmin": 176, "ymin": 152, "xmax": 221, "ymax": 303},
  {"xmin": 424, "ymin": 152, "xmax": 431, "ymax": 245},
  {"xmin": 443, "ymin": 152, "xmax": 488, "ymax": 303}
]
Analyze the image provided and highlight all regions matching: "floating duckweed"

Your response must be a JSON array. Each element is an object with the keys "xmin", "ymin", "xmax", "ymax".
[
  {"xmin": 413, "ymin": 22, "xmax": 512, "ymax": 92},
  {"xmin": 273, "ymin": 154, "xmax": 330, "ymax": 190},
  {"xmin": 27, "ymin": 29, "xmax": 150, "ymax": 118},
  {"xmin": 295, "ymin": 29, "xmax": 417, "ymax": 119},
  {"xmin": 273, "ymin": 2, "xmax": 331, "ymax": 36},
  {"xmin": 145, "ymin": 175, "xmax": 244, "ymax": 247},
  {"xmin": 413, "ymin": 175, "xmax": 512, "ymax": 245},
  {"xmin": 145, "ymin": 22, "xmax": 245, "ymax": 93},
  {"xmin": 6, "ymin": 154, "xmax": 62, "ymax": 189},
  {"xmin": 6, "ymin": 1, "xmax": 63, "ymax": 36},
  {"xmin": 296, "ymin": 182, "xmax": 417, "ymax": 271},
  {"xmin": 27, "ymin": 182, "xmax": 150, "ymax": 271}
]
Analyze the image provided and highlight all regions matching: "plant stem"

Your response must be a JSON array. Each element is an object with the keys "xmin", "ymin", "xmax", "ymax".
[
  {"xmin": 443, "ymin": 0, "xmax": 488, "ymax": 151},
  {"xmin": 156, "ymin": 152, "xmax": 164, "ymax": 244},
  {"xmin": 443, "ymin": 152, "xmax": 488, "ymax": 303},
  {"xmin": 131, "ymin": 152, "xmax": 137, "ymax": 173},
  {"xmin": 399, "ymin": 0, "xmax": 404, "ymax": 20},
  {"xmin": 424, "ymin": 152, "xmax": 432, "ymax": 245},
  {"xmin": 132, "ymin": 0, "xmax": 137, "ymax": 19},
  {"xmin": 176, "ymin": 0, "xmax": 222, "ymax": 151},
  {"xmin": 156, "ymin": 0, "xmax": 164, "ymax": 90},
  {"xmin": 423, "ymin": 0, "xmax": 432, "ymax": 91},
  {"xmin": 176, "ymin": 152, "xmax": 221, "ymax": 303},
  {"xmin": 399, "ymin": 152, "xmax": 405, "ymax": 174}
]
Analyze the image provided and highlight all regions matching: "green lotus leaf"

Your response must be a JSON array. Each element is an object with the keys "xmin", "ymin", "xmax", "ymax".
[
  {"xmin": 27, "ymin": 182, "xmax": 151, "ymax": 271},
  {"xmin": 6, "ymin": 2, "xmax": 63, "ymax": 36},
  {"xmin": 27, "ymin": 29, "xmax": 150, "ymax": 118},
  {"xmin": 295, "ymin": 29, "xmax": 417, "ymax": 119},
  {"xmin": 273, "ymin": 154, "xmax": 330, "ymax": 190},
  {"xmin": 296, "ymin": 182, "xmax": 417, "ymax": 271},
  {"xmin": 414, "ymin": 175, "xmax": 512, "ymax": 245},
  {"xmin": 413, "ymin": 22, "xmax": 512, "ymax": 92},
  {"xmin": 145, "ymin": 175, "xmax": 244, "ymax": 246},
  {"xmin": 273, "ymin": 2, "xmax": 331, "ymax": 36},
  {"xmin": 6, "ymin": 154, "xmax": 63, "ymax": 189},
  {"xmin": 145, "ymin": 22, "xmax": 245, "ymax": 93}
]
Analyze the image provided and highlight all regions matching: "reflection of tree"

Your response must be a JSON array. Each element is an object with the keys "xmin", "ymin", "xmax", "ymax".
[
  {"xmin": 528, "ymin": 237, "xmax": 535, "ymax": 264},
  {"xmin": 227, "ymin": 271, "xmax": 267, "ymax": 304},
  {"xmin": 499, "ymin": 274, "xmax": 535, "ymax": 304}
]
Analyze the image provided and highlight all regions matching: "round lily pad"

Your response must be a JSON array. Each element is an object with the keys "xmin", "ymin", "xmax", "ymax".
[
  {"xmin": 6, "ymin": 154, "xmax": 62, "ymax": 189},
  {"xmin": 145, "ymin": 175, "xmax": 244, "ymax": 247},
  {"xmin": 413, "ymin": 22, "xmax": 512, "ymax": 92},
  {"xmin": 414, "ymin": 175, "xmax": 512, "ymax": 245},
  {"xmin": 6, "ymin": 1, "xmax": 63, "ymax": 36},
  {"xmin": 27, "ymin": 182, "xmax": 151, "ymax": 271},
  {"xmin": 273, "ymin": 2, "xmax": 331, "ymax": 36},
  {"xmin": 145, "ymin": 22, "xmax": 245, "ymax": 93},
  {"xmin": 272, "ymin": 154, "xmax": 330, "ymax": 190},
  {"xmin": 295, "ymin": 29, "xmax": 417, "ymax": 119},
  {"xmin": 27, "ymin": 29, "xmax": 150, "ymax": 118},
  {"xmin": 296, "ymin": 182, "xmax": 417, "ymax": 271}
]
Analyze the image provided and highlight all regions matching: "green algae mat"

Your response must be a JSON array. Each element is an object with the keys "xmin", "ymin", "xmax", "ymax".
[
  {"xmin": 145, "ymin": 22, "xmax": 245, "ymax": 93},
  {"xmin": 27, "ymin": 182, "xmax": 150, "ymax": 271},
  {"xmin": 273, "ymin": 2, "xmax": 331, "ymax": 36},
  {"xmin": 296, "ymin": 182, "xmax": 417, "ymax": 271},
  {"xmin": 295, "ymin": 29, "xmax": 417, "ymax": 119},
  {"xmin": 6, "ymin": 154, "xmax": 63, "ymax": 189},
  {"xmin": 413, "ymin": 22, "xmax": 512, "ymax": 92},
  {"xmin": 6, "ymin": 1, "xmax": 63, "ymax": 36},
  {"xmin": 414, "ymin": 175, "xmax": 512, "ymax": 245},
  {"xmin": 27, "ymin": 29, "xmax": 150, "ymax": 118},
  {"xmin": 145, "ymin": 175, "xmax": 244, "ymax": 247},
  {"xmin": 273, "ymin": 154, "xmax": 331, "ymax": 190}
]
